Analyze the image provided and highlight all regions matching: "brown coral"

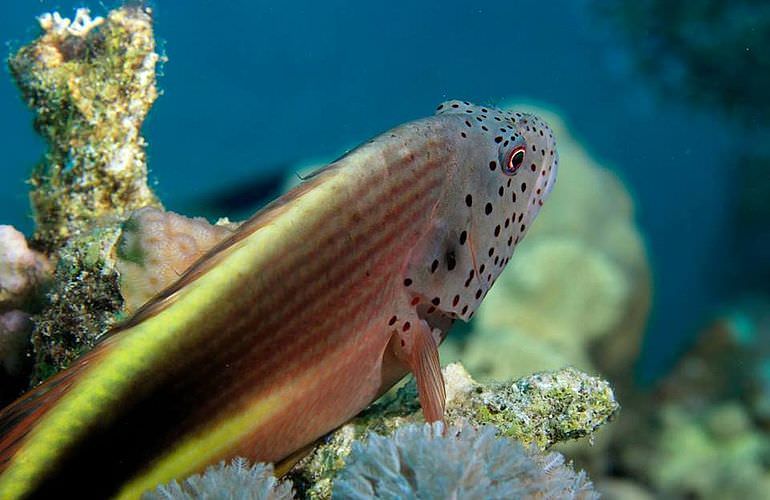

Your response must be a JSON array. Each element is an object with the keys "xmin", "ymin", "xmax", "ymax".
[{"xmin": 117, "ymin": 207, "xmax": 236, "ymax": 313}]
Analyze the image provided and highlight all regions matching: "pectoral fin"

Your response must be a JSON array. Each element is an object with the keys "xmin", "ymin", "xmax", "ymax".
[{"xmin": 408, "ymin": 321, "xmax": 446, "ymax": 423}]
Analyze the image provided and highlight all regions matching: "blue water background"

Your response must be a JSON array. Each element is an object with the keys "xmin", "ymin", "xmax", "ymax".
[{"xmin": 0, "ymin": 1, "xmax": 741, "ymax": 379}]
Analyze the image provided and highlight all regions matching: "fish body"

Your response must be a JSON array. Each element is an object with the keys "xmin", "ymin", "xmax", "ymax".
[{"xmin": 0, "ymin": 101, "xmax": 557, "ymax": 499}]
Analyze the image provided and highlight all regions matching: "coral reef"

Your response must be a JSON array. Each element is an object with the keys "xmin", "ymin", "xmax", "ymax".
[
  {"xmin": 608, "ymin": 298, "xmax": 770, "ymax": 498},
  {"xmin": 145, "ymin": 459, "xmax": 294, "ymax": 500},
  {"xmin": 333, "ymin": 422, "xmax": 598, "ymax": 499},
  {"xmin": 9, "ymin": 6, "xmax": 162, "ymax": 253},
  {"xmin": 619, "ymin": 401, "xmax": 770, "ymax": 499},
  {"xmin": 288, "ymin": 363, "xmax": 618, "ymax": 498},
  {"xmin": 117, "ymin": 207, "xmax": 236, "ymax": 313}
]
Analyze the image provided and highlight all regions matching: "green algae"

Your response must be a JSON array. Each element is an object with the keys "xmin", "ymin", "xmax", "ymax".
[{"xmin": 30, "ymin": 222, "xmax": 124, "ymax": 383}]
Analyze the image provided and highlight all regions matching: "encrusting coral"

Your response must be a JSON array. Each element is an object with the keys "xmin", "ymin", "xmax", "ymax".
[
  {"xmin": 288, "ymin": 363, "xmax": 618, "ymax": 498},
  {"xmin": 117, "ymin": 207, "xmax": 237, "ymax": 313},
  {"xmin": 333, "ymin": 422, "xmax": 598, "ymax": 499},
  {"xmin": 145, "ymin": 458, "xmax": 294, "ymax": 500}
]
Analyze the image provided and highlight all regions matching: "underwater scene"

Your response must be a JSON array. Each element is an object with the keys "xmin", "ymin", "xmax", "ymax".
[{"xmin": 0, "ymin": 1, "xmax": 768, "ymax": 498}]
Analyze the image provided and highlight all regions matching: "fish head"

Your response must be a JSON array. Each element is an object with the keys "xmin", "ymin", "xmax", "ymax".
[{"xmin": 402, "ymin": 100, "xmax": 559, "ymax": 326}]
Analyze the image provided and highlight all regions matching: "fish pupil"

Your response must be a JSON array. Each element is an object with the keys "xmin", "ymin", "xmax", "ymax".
[
  {"xmin": 506, "ymin": 147, "xmax": 526, "ymax": 174},
  {"xmin": 446, "ymin": 250, "xmax": 457, "ymax": 271}
]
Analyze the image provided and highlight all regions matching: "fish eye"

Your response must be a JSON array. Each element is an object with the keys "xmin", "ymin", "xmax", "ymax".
[{"xmin": 504, "ymin": 146, "xmax": 526, "ymax": 175}]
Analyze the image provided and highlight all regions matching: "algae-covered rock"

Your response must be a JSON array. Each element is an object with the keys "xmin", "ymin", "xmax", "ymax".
[
  {"xmin": 5, "ymin": 7, "xmax": 178, "ymax": 382},
  {"xmin": 9, "ymin": 7, "xmax": 162, "ymax": 253},
  {"xmin": 289, "ymin": 363, "xmax": 618, "ymax": 499},
  {"xmin": 30, "ymin": 222, "xmax": 124, "ymax": 382}
]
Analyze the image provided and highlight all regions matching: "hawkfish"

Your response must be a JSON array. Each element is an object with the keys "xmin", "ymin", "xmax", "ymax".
[{"xmin": 0, "ymin": 100, "xmax": 558, "ymax": 499}]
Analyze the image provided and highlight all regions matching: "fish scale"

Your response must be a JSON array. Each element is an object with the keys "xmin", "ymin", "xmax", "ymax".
[{"xmin": 0, "ymin": 101, "xmax": 557, "ymax": 499}]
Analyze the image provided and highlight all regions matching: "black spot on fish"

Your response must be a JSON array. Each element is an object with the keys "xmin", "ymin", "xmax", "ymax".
[
  {"xmin": 489, "ymin": 161, "xmax": 497, "ymax": 171},
  {"xmin": 465, "ymin": 194, "xmax": 473, "ymax": 207},
  {"xmin": 430, "ymin": 259, "xmax": 439, "ymax": 273},
  {"xmin": 485, "ymin": 203, "xmax": 493, "ymax": 215},
  {"xmin": 388, "ymin": 316, "xmax": 397, "ymax": 326},
  {"xmin": 404, "ymin": 278, "xmax": 412, "ymax": 287},
  {"xmin": 459, "ymin": 230, "xmax": 467, "ymax": 245}
]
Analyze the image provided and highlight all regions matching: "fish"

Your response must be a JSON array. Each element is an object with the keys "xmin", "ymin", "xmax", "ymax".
[{"xmin": 0, "ymin": 100, "xmax": 558, "ymax": 499}]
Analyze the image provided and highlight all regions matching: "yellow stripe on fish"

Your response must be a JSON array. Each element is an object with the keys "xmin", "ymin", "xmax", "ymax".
[{"xmin": 0, "ymin": 100, "xmax": 558, "ymax": 499}]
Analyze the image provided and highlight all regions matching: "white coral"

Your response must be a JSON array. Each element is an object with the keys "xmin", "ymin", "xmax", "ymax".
[
  {"xmin": 38, "ymin": 8, "xmax": 104, "ymax": 37},
  {"xmin": 144, "ymin": 459, "xmax": 293, "ymax": 500},
  {"xmin": 333, "ymin": 422, "xmax": 598, "ymax": 499}
]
